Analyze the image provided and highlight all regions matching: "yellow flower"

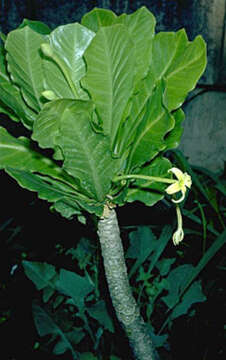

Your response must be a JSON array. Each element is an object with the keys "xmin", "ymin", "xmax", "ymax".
[
  {"xmin": 173, "ymin": 205, "xmax": 184, "ymax": 245},
  {"xmin": 165, "ymin": 167, "xmax": 192, "ymax": 203}
]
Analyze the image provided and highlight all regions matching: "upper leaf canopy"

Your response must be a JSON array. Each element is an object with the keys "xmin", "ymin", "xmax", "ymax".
[{"xmin": 0, "ymin": 8, "xmax": 207, "ymax": 220}]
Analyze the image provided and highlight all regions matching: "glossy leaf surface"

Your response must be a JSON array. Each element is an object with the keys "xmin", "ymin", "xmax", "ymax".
[
  {"xmin": 57, "ymin": 101, "xmax": 119, "ymax": 201},
  {"xmin": 82, "ymin": 24, "xmax": 135, "ymax": 146},
  {"xmin": 32, "ymin": 99, "xmax": 76, "ymax": 150},
  {"xmin": 0, "ymin": 127, "xmax": 65, "ymax": 179},
  {"xmin": 0, "ymin": 44, "xmax": 35, "ymax": 128},
  {"xmin": 116, "ymin": 7, "xmax": 156, "ymax": 85},
  {"xmin": 150, "ymin": 29, "xmax": 206, "ymax": 111},
  {"xmin": 0, "ymin": 7, "xmax": 207, "ymax": 216},
  {"xmin": 43, "ymin": 23, "xmax": 95, "ymax": 99},
  {"xmin": 127, "ymin": 81, "xmax": 175, "ymax": 170},
  {"xmin": 5, "ymin": 26, "xmax": 45, "ymax": 111}
]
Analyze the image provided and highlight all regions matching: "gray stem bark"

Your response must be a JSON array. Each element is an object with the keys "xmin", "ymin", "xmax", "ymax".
[{"xmin": 98, "ymin": 208, "xmax": 156, "ymax": 360}]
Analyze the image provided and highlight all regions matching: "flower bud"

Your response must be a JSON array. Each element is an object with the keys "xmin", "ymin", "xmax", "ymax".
[
  {"xmin": 40, "ymin": 43, "xmax": 54, "ymax": 58},
  {"xmin": 42, "ymin": 90, "xmax": 58, "ymax": 100}
]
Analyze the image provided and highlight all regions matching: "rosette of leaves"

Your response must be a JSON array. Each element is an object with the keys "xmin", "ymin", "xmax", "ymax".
[{"xmin": 0, "ymin": 7, "xmax": 206, "ymax": 221}]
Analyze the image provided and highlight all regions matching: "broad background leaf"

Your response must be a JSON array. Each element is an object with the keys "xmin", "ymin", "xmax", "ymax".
[
  {"xmin": 87, "ymin": 300, "xmax": 114, "ymax": 333},
  {"xmin": 18, "ymin": 19, "xmax": 51, "ymax": 34},
  {"xmin": 33, "ymin": 304, "xmax": 78, "ymax": 359}
]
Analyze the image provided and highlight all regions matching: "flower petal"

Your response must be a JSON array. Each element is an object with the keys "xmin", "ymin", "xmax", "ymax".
[
  {"xmin": 165, "ymin": 182, "xmax": 181, "ymax": 195},
  {"xmin": 168, "ymin": 167, "xmax": 184, "ymax": 180},
  {"xmin": 184, "ymin": 173, "xmax": 192, "ymax": 188}
]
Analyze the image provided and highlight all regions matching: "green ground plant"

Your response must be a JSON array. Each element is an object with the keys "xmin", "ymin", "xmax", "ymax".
[{"xmin": 0, "ymin": 7, "xmax": 208, "ymax": 360}]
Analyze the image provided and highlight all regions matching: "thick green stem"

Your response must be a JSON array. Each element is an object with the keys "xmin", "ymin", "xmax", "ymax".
[{"xmin": 98, "ymin": 208, "xmax": 156, "ymax": 360}]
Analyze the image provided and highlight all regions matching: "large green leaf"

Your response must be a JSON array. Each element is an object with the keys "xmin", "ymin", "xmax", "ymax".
[
  {"xmin": 0, "ymin": 44, "xmax": 36, "ymax": 128},
  {"xmin": 0, "ymin": 74, "xmax": 35, "ymax": 128},
  {"xmin": 51, "ymin": 198, "xmax": 83, "ymax": 220},
  {"xmin": 51, "ymin": 196, "xmax": 104, "ymax": 219},
  {"xmin": 116, "ymin": 7, "xmax": 156, "ymax": 85},
  {"xmin": 82, "ymin": 6, "xmax": 155, "ymax": 87},
  {"xmin": 18, "ymin": 19, "xmax": 51, "ymax": 34},
  {"xmin": 112, "ymin": 70, "xmax": 155, "ymax": 157},
  {"xmin": 127, "ymin": 81, "xmax": 175, "ymax": 170},
  {"xmin": 0, "ymin": 79, "xmax": 35, "ymax": 128},
  {"xmin": 57, "ymin": 101, "xmax": 119, "ymax": 202},
  {"xmin": 6, "ymin": 167, "xmax": 103, "ymax": 218},
  {"xmin": 0, "ymin": 101, "xmax": 19, "ymax": 123},
  {"xmin": 5, "ymin": 26, "xmax": 45, "ymax": 112},
  {"xmin": 32, "ymin": 99, "xmax": 77, "ymax": 151},
  {"xmin": 0, "ymin": 126, "xmax": 70, "ymax": 181},
  {"xmin": 126, "ymin": 156, "xmax": 172, "ymax": 206},
  {"xmin": 43, "ymin": 23, "xmax": 95, "ymax": 100},
  {"xmin": 5, "ymin": 168, "xmax": 76, "ymax": 203},
  {"xmin": 82, "ymin": 24, "xmax": 135, "ymax": 147},
  {"xmin": 81, "ymin": 8, "xmax": 117, "ymax": 32},
  {"xmin": 164, "ymin": 108, "xmax": 185, "ymax": 150},
  {"xmin": 150, "ymin": 29, "xmax": 206, "ymax": 111},
  {"xmin": 32, "ymin": 99, "xmax": 118, "ymax": 202}
]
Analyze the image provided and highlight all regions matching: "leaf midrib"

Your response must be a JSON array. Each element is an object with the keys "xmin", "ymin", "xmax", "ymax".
[{"xmin": 166, "ymin": 44, "xmax": 204, "ymax": 80}]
